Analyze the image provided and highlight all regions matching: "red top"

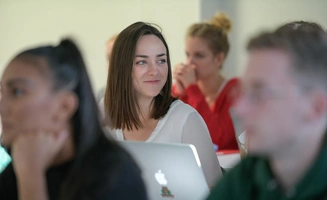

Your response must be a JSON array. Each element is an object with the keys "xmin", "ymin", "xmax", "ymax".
[{"xmin": 172, "ymin": 78, "xmax": 240, "ymax": 150}]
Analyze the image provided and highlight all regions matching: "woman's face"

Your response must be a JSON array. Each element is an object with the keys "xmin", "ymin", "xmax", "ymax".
[
  {"xmin": 0, "ymin": 58, "xmax": 63, "ymax": 147},
  {"xmin": 132, "ymin": 35, "xmax": 168, "ymax": 100},
  {"xmin": 185, "ymin": 36, "xmax": 222, "ymax": 79}
]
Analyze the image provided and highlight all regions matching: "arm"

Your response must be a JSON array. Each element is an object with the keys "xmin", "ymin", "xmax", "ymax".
[
  {"xmin": 12, "ymin": 131, "xmax": 68, "ymax": 200},
  {"xmin": 16, "ymin": 170, "xmax": 48, "ymax": 200},
  {"xmin": 181, "ymin": 111, "xmax": 222, "ymax": 187},
  {"xmin": 172, "ymin": 84, "xmax": 188, "ymax": 102},
  {"xmin": 183, "ymin": 84, "xmax": 238, "ymax": 149},
  {"xmin": 173, "ymin": 63, "xmax": 237, "ymax": 149}
]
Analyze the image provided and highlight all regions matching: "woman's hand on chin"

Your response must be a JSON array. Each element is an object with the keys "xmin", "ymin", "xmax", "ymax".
[{"xmin": 12, "ymin": 129, "xmax": 69, "ymax": 175}]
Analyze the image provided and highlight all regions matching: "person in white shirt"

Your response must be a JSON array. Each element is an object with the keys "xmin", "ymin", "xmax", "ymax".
[{"xmin": 99, "ymin": 21, "xmax": 221, "ymax": 187}]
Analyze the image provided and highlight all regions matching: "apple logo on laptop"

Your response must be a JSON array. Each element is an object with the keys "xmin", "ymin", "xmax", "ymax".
[
  {"xmin": 155, "ymin": 170, "xmax": 168, "ymax": 185},
  {"xmin": 155, "ymin": 170, "xmax": 174, "ymax": 198}
]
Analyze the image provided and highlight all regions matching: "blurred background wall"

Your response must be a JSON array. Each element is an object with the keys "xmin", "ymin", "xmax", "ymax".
[
  {"xmin": 1, "ymin": 0, "xmax": 327, "ymax": 94},
  {"xmin": 201, "ymin": 0, "xmax": 327, "ymax": 77}
]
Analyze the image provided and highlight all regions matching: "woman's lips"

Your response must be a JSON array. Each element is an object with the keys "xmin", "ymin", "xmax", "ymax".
[{"xmin": 144, "ymin": 80, "xmax": 160, "ymax": 84}]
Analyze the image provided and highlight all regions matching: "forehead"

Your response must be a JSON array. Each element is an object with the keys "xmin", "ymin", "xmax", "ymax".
[
  {"xmin": 185, "ymin": 36, "xmax": 210, "ymax": 52},
  {"xmin": 2, "ymin": 57, "xmax": 50, "ymax": 86},
  {"xmin": 135, "ymin": 35, "xmax": 166, "ymax": 54},
  {"xmin": 243, "ymin": 49, "xmax": 296, "ymax": 86}
]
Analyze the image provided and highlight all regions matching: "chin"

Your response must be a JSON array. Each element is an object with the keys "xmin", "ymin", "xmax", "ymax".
[
  {"xmin": 247, "ymin": 149, "xmax": 264, "ymax": 156},
  {"xmin": 247, "ymin": 145, "xmax": 270, "ymax": 157},
  {"xmin": 247, "ymin": 141, "xmax": 264, "ymax": 155},
  {"xmin": 146, "ymin": 92, "xmax": 161, "ymax": 98}
]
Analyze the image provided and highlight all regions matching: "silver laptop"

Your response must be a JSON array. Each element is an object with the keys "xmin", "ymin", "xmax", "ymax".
[{"xmin": 119, "ymin": 141, "xmax": 210, "ymax": 200}]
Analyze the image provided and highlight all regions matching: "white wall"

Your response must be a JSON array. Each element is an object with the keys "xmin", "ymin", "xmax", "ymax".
[
  {"xmin": 0, "ymin": 0, "xmax": 199, "ymax": 93},
  {"xmin": 201, "ymin": 0, "xmax": 327, "ymax": 77},
  {"xmin": 3, "ymin": 0, "xmax": 327, "ymax": 92}
]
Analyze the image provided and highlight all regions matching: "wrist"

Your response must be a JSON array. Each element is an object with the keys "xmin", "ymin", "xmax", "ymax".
[
  {"xmin": 15, "ymin": 163, "xmax": 46, "ymax": 178},
  {"xmin": 16, "ymin": 169, "xmax": 48, "ymax": 200},
  {"xmin": 184, "ymin": 82, "xmax": 197, "ymax": 89},
  {"xmin": 16, "ymin": 167, "xmax": 45, "ymax": 189}
]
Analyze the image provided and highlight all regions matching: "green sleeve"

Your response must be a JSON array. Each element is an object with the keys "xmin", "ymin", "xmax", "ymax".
[
  {"xmin": 206, "ymin": 157, "xmax": 256, "ymax": 200},
  {"xmin": 206, "ymin": 177, "xmax": 233, "ymax": 199}
]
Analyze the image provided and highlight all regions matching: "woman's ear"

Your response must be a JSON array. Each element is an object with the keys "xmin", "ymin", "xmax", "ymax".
[
  {"xmin": 214, "ymin": 52, "xmax": 225, "ymax": 69},
  {"xmin": 53, "ymin": 91, "xmax": 79, "ymax": 123}
]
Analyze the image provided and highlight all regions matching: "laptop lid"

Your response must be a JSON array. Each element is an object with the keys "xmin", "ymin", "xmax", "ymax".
[{"xmin": 119, "ymin": 141, "xmax": 210, "ymax": 200}]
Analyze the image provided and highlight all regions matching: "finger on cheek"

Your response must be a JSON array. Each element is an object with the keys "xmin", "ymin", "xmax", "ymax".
[{"xmin": 190, "ymin": 64, "xmax": 196, "ymax": 69}]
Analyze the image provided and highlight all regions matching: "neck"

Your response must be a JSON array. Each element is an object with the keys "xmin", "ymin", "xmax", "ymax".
[
  {"xmin": 269, "ymin": 124, "xmax": 326, "ymax": 191},
  {"xmin": 137, "ymin": 96, "xmax": 155, "ymax": 124},
  {"xmin": 197, "ymin": 72, "xmax": 224, "ymax": 97}
]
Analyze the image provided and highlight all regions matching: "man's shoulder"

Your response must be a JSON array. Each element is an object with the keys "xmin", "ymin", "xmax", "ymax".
[
  {"xmin": 207, "ymin": 156, "xmax": 263, "ymax": 200},
  {"xmin": 224, "ymin": 155, "xmax": 262, "ymax": 180}
]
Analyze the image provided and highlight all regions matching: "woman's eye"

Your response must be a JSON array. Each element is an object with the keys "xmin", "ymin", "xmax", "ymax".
[
  {"xmin": 12, "ymin": 88, "xmax": 24, "ymax": 97},
  {"xmin": 195, "ymin": 54, "xmax": 204, "ymax": 58},
  {"xmin": 136, "ymin": 60, "xmax": 146, "ymax": 65},
  {"xmin": 158, "ymin": 59, "xmax": 166, "ymax": 64}
]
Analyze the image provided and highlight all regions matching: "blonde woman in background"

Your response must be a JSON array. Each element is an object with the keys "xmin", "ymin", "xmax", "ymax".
[
  {"xmin": 105, "ymin": 34, "xmax": 118, "ymax": 63},
  {"xmin": 173, "ymin": 13, "xmax": 240, "ymax": 150},
  {"xmin": 97, "ymin": 34, "xmax": 118, "ymax": 101}
]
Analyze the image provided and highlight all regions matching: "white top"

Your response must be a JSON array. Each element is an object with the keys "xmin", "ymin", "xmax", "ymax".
[{"xmin": 99, "ymin": 99, "xmax": 222, "ymax": 186}]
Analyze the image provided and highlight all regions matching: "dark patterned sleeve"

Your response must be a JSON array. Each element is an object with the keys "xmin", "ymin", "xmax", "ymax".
[
  {"xmin": 0, "ymin": 163, "xmax": 18, "ymax": 200},
  {"xmin": 81, "ymin": 142, "xmax": 148, "ymax": 200},
  {"xmin": 103, "ymin": 156, "xmax": 148, "ymax": 200}
]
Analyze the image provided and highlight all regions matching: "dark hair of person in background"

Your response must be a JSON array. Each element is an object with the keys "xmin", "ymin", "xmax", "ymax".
[
  {"xmin": 0, "ymin": 38, "xmax": 147, "ymax": 200},
  {"xmin": 275, "ymin": 20, "xmax": 325, "ymax": 34}
]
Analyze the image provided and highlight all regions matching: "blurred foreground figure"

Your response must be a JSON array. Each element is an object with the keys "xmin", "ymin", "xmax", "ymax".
[{"xmin": 207, "ymin": 21, "xmax": 327, "ymax": 199}]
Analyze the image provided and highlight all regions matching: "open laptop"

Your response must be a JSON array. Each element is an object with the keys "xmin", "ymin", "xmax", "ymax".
[{"xmin": 119, "ymin": 141, "xmax": 210, "ymax": 200}]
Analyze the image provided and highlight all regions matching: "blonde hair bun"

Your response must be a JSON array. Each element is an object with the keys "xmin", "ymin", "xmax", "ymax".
[{"xmin": 208, "ymin": 12, "xmax": 232, "ymax": 34}]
